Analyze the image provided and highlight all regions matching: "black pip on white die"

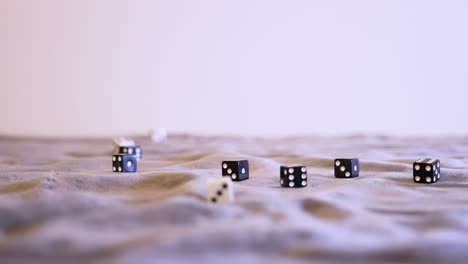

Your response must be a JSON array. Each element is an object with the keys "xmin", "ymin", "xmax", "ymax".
[
  {"xmin": 413, "ymin": 158, "xmax": 440, "ymax": 184},
  {"xmin": 207, "ymin": 177, "xmax": 234, "ymax": 203},
  {"xmin": 112, "ymin": 154, "xmax": 137, "ymax": 172},
  {"xmin": 118, "ymin": 146, "xmax": 142, "ymax": 160},
  {"xmin": 222, "ymin": 160, "xmax": 249, "ymax": 181},
  {"xmin": 280, "ymin": 166, "xmax": 307, "ymax": 188},
  {"xmin": 334, "ymin": 158, "xmax": 359, "ymax": 178}
]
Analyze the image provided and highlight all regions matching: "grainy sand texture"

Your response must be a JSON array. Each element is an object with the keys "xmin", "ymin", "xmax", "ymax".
[{"xmin": 1, "ymin": 134, "xmax": 468, "ymax": 263}]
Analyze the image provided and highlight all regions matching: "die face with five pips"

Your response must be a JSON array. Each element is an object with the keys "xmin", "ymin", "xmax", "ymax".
[
  {"xmin": 222, "ymin": 160, "xmax": 249, "ymax": 181},
  {"xmin": 280, "ymin": 166, "xmax": 307, "ymax": 188},
  {"xmin": 413, "ymin": 158, "xmax": 440, "ymax": 184},
  {"xmin": 112, "ymin": 154, "xmax": 137, "ymax": 173},
  {"xmin": 334, "ymin": 158, "xmax": 359, "ymax": 178}
]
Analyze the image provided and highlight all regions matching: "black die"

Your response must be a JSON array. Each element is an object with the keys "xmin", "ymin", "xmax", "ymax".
[
  {"xmin": 112, "ymin": 154, "xmax": 137, "ymax": 173},
  {"xmin": 413, "ymin": 158, "xmax": 440, "ymax": 184},
  {"xmin": 118, "ymin": 146, "xmax": 142, "ymax": 160},
  {"xmin": 280, "ymin": 166, "xmax": 307, "ymax": 188},
  {"xmin": 334, "ymin": 158, "xmax": 359, "ymax": 178},
  {"xmin": 221, "ymin": 160, "xmax": 249, "ymax": 181}
]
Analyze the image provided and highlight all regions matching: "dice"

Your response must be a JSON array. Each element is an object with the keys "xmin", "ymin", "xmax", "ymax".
[
  {"xmin": 207, "ymin": 177, "xmax": 234, "ymax": 203},
  {"xmin": 149, "ymin": 128, "xmax": 168, "ymax": 142},
  {"xmin": 112, "ymin": 137, "xmax": 135, "ymax": 148},
  {"xmin": 117, "ymin": 146, "xmax": 142, "ymax": 160},
  {"xmin": 280, "ymin": 165, "xmax": 307, "ymax": 188},
  {"xmin": 221, "ymin": 160, "xmax": 249, "ymax": 181},
  {"xmin": 413, "ymin": 158, "xmax": 440, "ymax": 184},
  {"xmin": 112, "ymin": 154, "xmax": 137, "ymax": 172},
  {"xmin": 334, "ymin": 158, "xmax": 359, "ymax": 178}
]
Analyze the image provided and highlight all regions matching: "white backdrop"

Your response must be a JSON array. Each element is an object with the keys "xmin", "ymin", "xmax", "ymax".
[{"xmin": 1, "ymin": 0, "xmax": 467, "ymax": 137}]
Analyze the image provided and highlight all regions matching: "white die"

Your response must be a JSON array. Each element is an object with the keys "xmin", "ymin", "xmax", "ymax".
[
  {"xmin": 112, "ymin": 137, "xmax": 135, "ymax": 148},
  {"xmin": 149, "ymin": 128, "xmax": 168, "ymax": 142},
  {"xmin": 207, "ymin": 177, "xmax": 234, "ymax": 203}
]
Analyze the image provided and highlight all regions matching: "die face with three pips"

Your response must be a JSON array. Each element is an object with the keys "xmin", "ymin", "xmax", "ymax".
[
  {"xmin": 280, "ymin": 165, "xmax": 307, "ymax": 188},
  {"xmin": 112, "ymin": 154, "xmax": 137, "ymax": 173},
  {"xmin": 334, "ymin": 158, "xmax": 359, "ymax": 178},
  {"xmin": 222, "ymin": 160, "xmax": 249, "ymax": 181},
  {"xmin": 413, "ymin": 158, "xmax": 440, "ymax": 184},
  {"xmin": 207, "ymin": 177, "xmax": 234, "ymax": 203}
]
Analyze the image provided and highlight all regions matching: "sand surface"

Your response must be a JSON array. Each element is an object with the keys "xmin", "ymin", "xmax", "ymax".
[{"xmin": 1, "ymin": 134, "xmax": 468, "ymax": 263}]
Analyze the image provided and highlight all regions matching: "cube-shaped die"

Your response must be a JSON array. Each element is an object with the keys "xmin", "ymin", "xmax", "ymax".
[
  {"xmin": 112, "ymin": 154, "xmax": 137, "ymax": 173},
  {"xmin": 112, "ymin": 137, "xmax": 135, "ymax": 148},
  {"xmin": 117, "ymin": 146, "xmax": 142, "ymax": 160},
  {"xmin": 334, "ymin": 158, "xmax": 359, "ymax": 178},
  {"xmin": 413, "ymin": 158, "xmax": 440, "ymax": 184},
  {"xmin": 280, "ymin": 165, "xmax": 307, "ymax": 188},
  {"xmin": 207, "ymin": 177, "xmax": 234, "ymax": 203},
  {"xmin": 221, "ymin": 160, "xmax": 249, "ymax": 181}
]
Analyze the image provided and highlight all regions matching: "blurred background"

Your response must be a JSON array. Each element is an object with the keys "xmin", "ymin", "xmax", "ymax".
[{"xmin": 1, "ymin": 0, "xmax": 467, "ymax": 137}]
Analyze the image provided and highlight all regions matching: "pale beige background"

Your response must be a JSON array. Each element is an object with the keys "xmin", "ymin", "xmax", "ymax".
[{"xmin": 1, "ymin": 0, "xmax": 467, "ymax": 137}]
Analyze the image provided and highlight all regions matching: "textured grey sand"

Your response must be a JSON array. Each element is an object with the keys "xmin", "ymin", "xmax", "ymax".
[{"xmin": 1, "ymin": 134, "xmax": 468, "ymax": 263}]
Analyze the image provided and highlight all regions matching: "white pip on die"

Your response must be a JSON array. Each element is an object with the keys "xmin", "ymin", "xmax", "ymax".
[
  {"xmin": 413, "ymin": 158, "xmax": 441, "ymax": 184},
  {"xmin": 112, "ymin": 137, "xmax": 142, "ymax": 160},
  {"xmin": 207, "ymin": 177, "xmax": 234, "ymax": 203}
]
